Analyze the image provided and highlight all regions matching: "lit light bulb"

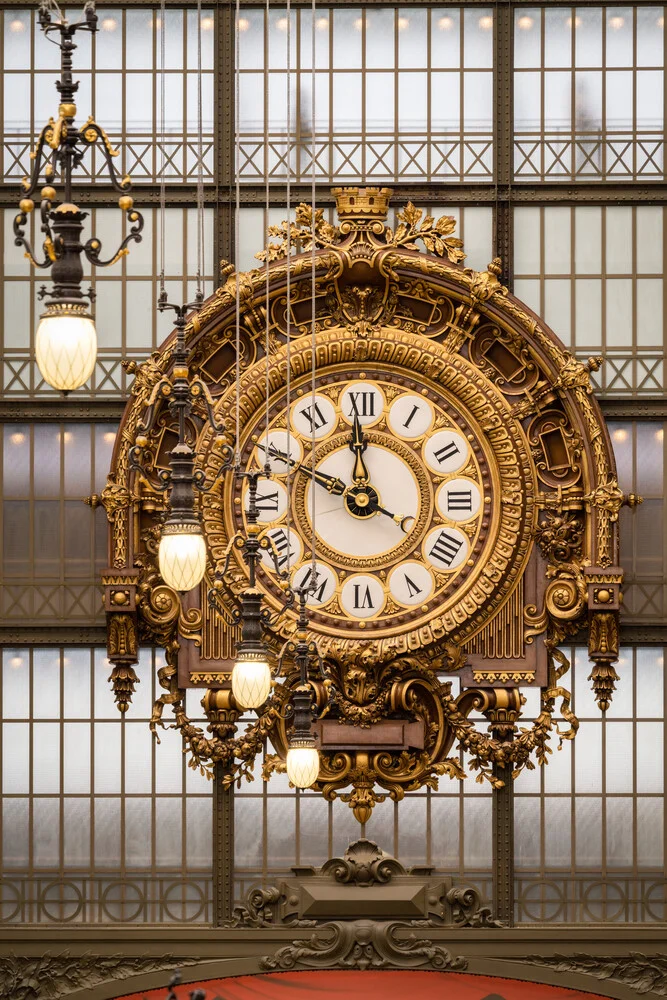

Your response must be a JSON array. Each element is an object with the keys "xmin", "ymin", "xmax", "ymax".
[
  {"xmin": 101, "ymin": 17, "xmax": 117, "ymax": 31},
  {"xmin": 9, "ymin": 656, "xmax": 23, "ymax": 669},
  {"xmin": 438, "ymin": 15, "xmax": 454, "ymax": 31},
  {"xmin": 236, "ymin": 16, "xmax": 249, "ymax": 32},
  {"xmin": 276, "ymin": 16, "xmax": 289, "ymax": 31},
  {"xmin": 232, "ymin": 656, "xmax": 272, "ymax": 709},
  {"xmin": 202, "ymin": 15, "xmax": 215, "ymax": 31},
  {"xmin": 158, "ymin": 523, "xmax": 207, "ymax": 592},
  {"xmin": 478, "ymin": 14, "xmax": 493, "ymax": 31},
  {"xmin": 35, "ymin": 305, "xmax": 97, "ymax": 392},
  {"xmin": 316, "ymin": 16, "xmax": 329, "ymax": 31},
  {"xmin": 612, "ymin": 428, "xmax": 628, "ymax": 443},
  {"xmin": 9, "ymin": 18, "xmax": 26, "ymax": 32},
  {"xmin": 658, "ymin": 15, "xmax": 665, "ymax": 28},
  {"xmin": 353, "ymin": 17, "xmax": 364, "ymax": 31},
  {"xmin": 655, "ymin": 428, "xmax": 664, "ymax": 442},
  {"xmin": 608, "ymin": 15, "xmax": 625, "ymax": 30},
  {"xmin": 104, "ymin": 431, "xmax": 116, "ymax": 443},
  {"xmin": 517, "ymin": 15, "xmax": 534, "ymax": 30},
  {"xmin": 566, "ymin": 15, "xmax": 583, "ymax": 28},
  {"xmin": 286, "ymin": 742, "xmax": 320, "ymax": 788},
  {"xmin": 397, "ymin": 15, "xmax": 410, "ymax": 30},
  {"xmin": 10, "ymin": 432, "xmax": 25, "ymax": 445}
]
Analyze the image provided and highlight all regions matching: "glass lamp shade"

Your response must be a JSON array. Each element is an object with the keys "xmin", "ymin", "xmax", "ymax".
[
  {"xmin": 286, "ymin": 743, "xmax": 320, "ymax": 788},
  {"xmin": 158, "ymin": 523, "xmax": 207, "ymax": 592},
  {"xmin": 231, "ymin": 657, "xmax": 272, "ymax": 709},
  {"xmin": 35, "ymin": 308, "xmax": 97, "ymax": 391}
]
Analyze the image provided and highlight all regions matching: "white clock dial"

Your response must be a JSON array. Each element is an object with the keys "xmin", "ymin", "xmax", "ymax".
[
  {"xmin": 388, "ymin": 561, "xmax": 435, "ymax": 606},
  {"xmin": 339, "ymin": 381, "xmax": 385, "ymax": 427},
  {"xmin": 436, "ymin": 477, "xmax": 482, "ymax": 522},
  {"xmin": 291, "ymin": 560, "xmax": 338, "ymax": 606},
  {"xmin": 388, "ymin": 393, "xmax": 434, "ymax": 439},
  {"xmin": 341, "ymin": 573, "xmax": 386, "ymax": 619},
  {"xmin": 245, "ymin": 479, "xmax": 288, "ymax": 523},
  {"xmin": 305, "ymin": 445, "xmax": 419, "ymax": 558},
  {"xmin": 291, "ymin": 393, "xmax": 337, "ymax": 439},
  {"xmin": 423, "ymin": 430, "xmax": 469, "ymax": 475},
  {"xmin": 423, "ymin": 526, "xmax": 469, "ymax": 571},
  {"xmin": 256, "ymin": 431, "xmax": 302, "ymax": 474},
  {"xmin": 260, "ymin": 526, "xmax": 302, "ymax": 572}
]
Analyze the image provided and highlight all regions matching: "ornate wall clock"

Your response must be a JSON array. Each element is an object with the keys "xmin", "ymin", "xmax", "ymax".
[{"xmin": 95, "ymin": 187, "xmax": 637, "ymax": 822}]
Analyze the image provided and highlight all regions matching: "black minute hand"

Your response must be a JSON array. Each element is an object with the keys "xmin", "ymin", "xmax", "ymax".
[{"xmin": 258, "ymin": 443, "xmax": 347, "ymax": 496}]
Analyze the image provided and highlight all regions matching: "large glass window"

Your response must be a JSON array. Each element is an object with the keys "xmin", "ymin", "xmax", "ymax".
[
  {"xmin": 1, "ymin": 208, "xmax": 214, "ymax": 396},
  {"xmin": 515, "ymin": 646, "xmax": 666, "ymax": 922},
  {"xmin": 514, "ymin": 6, "xmax": 665, "ymax": 181},
  {"xmin": 514, "ymin": 205, "xmax": 665, "ymax": 395},
  {"xmin": 0, "ymin": 422, "xmax": 115, "ymax": 623},
  {"xmin": 611, "ymin": 420, "xmax": 666, "ymax": 621},
  {"xmin": 238, "ymin": 6, "xmax": 494, "ymax": 183},
  {"xmin": 0, "ymin": 647, "xmax": 212, "ymax": 924},
  {"xmin": 1, "ymin": 8, "xmax": 214, "ymax": 184}
]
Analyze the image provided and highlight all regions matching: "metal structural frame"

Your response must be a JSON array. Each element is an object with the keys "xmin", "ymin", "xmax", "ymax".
[{"xmin": 0, "ymin": 0, "xmax": 665, "ymax": 947}]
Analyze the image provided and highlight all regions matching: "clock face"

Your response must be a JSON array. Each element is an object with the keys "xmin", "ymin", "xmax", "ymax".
[{"xmin": 201, "ymin": 332, "xmax": 536, "ymax": 663}]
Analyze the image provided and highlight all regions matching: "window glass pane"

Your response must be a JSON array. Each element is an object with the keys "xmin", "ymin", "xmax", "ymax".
[
  {"xmin": 0, "ymin": 648, "xmax": 212, "ymax": 923},
  {"xmin": 514, "ymin": 206, "xmax": 667, "ymax": 395},
  {"xmin": 2, "ymin": 8, "xmax": 213, "ymax": 184},
  {"xmin": 514, "ymin": 7, "xmax": 665, "ymax": 181}
]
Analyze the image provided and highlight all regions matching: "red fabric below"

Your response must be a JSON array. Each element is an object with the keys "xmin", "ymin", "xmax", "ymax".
[{"xmin": 120, "ymin": 970, "xmax": 610, "ymax": 1000}]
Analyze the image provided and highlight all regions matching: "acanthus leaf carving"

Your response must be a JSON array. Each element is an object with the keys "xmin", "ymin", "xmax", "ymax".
[
  {"xmin": 0, "ymin": 952, "xmax": 200, "ymax": 1000},
  {"xmin": 523, "ymin": 953, "xmax": 667, "ymax": 997},
  {"xmin": 260, "ymin": 920, "xmax": 468, "ymax": 972}
]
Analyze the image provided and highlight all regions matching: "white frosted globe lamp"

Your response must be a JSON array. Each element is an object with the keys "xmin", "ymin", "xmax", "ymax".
[
  {"xmin": 158, "ymin": 522, "xmax": 207, "ymax": 592},
  {"xmin": 232, "ymin": 656, "xmax": 272, "ymax": 709},
  {"xmin": 35, "ymin": 304, "xmax": 97, "ymax": 392},
  {"xmin": 286, "ymin": 739, "xmax": 320, "ymax": 788}
]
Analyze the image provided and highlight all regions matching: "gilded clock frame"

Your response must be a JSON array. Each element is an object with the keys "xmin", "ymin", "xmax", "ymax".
[{"xmin": 95, "ymin": 187, "xmax": 634, "ymax": 821}]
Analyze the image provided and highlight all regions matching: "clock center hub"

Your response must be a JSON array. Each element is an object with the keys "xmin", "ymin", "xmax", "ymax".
[{"xmin": 345, "ymin": 484, "xmax": 380, "ymax": 519}]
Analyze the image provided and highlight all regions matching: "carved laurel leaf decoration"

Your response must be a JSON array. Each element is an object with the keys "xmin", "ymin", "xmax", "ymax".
[
  {"xmin": 255, "ymin": 204, "xmax": 340, "ymax": 262},
  {"xmin": 385, "ymin": 202, "xmax": 467, "ymax": 264}
]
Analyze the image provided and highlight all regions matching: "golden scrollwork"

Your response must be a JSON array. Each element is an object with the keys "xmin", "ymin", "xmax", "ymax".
[
  {"xmin": 468, "ymin": 257, "xmax": 508, "ymax": 306},
  {"xmin": 81, "ymin": 115, "xmax": 120, "ymax": 157}
]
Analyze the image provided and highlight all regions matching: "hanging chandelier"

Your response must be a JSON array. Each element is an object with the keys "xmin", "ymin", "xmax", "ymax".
[{"xmin": 13, "ymin": 0, "xmax": 143, "ymax": 392}]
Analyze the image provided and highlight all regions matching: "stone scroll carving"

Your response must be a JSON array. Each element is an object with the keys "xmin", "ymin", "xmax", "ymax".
[{"xmin": 227, "ymin": 839, "xmax": 500, "ymax": 973}]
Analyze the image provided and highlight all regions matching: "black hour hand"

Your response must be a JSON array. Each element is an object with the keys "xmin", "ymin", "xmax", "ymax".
[{"xmin": 349, "ymin": 413, "xmax": 370, "ymax": 485}]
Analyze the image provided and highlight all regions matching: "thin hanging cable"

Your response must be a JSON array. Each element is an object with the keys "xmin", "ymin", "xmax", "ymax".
[
  {"xmin": 234, "ymin": 0, "xmax": 241, "ymax": 468},
  {"xmin": 284, "ymin": 0, "xmax": 292, "ymax": 556},
  {"xmin": 159, "ymin": 0, "xmax": 167, "ymax": 293},
  {"xmin": 309, "ymin": 0, "xmax": 316, "ymax": 580},
  {"xmin": 195, "ymin": 0, "xmax": 204, "ymax": 298},
  {"xmin": 263, "ymin": 0, "xmax": 271, "ymax": 451}
]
